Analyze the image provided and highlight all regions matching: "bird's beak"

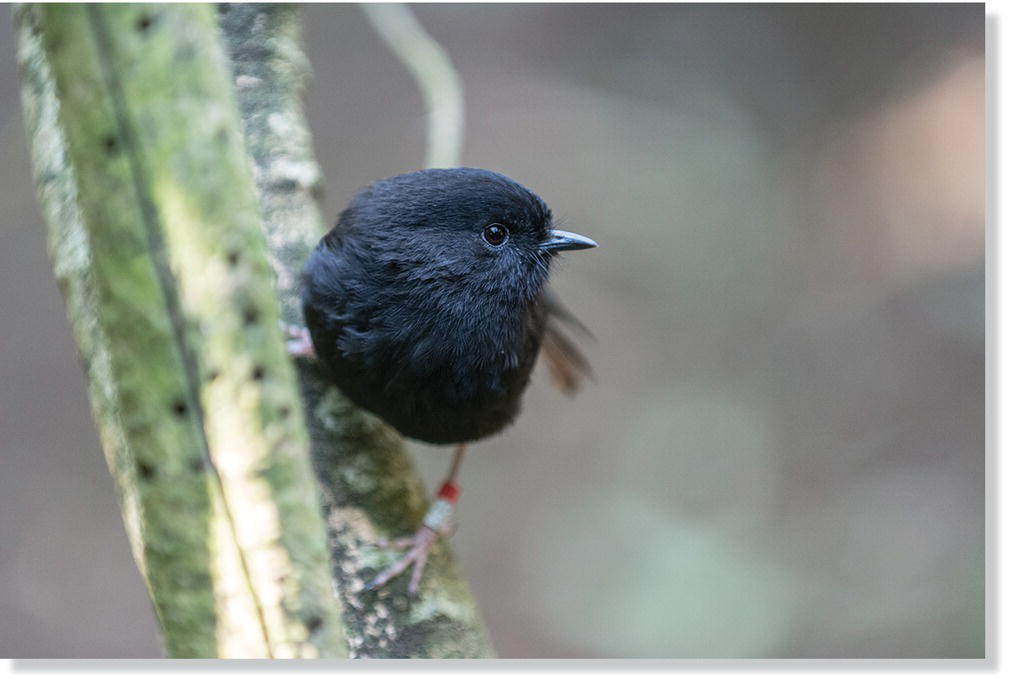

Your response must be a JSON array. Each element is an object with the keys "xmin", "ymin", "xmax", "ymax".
[{"xmin": 540, "ymin": 229, "xmax": 598, "ymax": 253}]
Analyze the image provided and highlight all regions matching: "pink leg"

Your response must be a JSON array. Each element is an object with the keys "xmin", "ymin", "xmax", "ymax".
[{"xmin": 361, "ymin": 445, "xmax": 467, "ymax": 596}]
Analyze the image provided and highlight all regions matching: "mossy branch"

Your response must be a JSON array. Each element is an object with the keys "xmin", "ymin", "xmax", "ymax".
[
  {"xmin": 16, "ymin": 3, "xmax": 345, "ymax": 658},
  {"xmin": 217, "ymin": 3, "xmax": 494, "ymax": 658}
]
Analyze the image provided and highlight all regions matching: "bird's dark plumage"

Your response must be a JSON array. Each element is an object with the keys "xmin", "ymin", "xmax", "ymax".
[{"xmin": 302, "ymin": 168, "xmax": 594, "ymax": 444}]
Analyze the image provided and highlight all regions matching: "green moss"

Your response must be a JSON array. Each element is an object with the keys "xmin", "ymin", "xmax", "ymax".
[
  {"xmin": 20, "ymin": 3, "xmax": 345, "ymax": 658},
  {"xmin": 219, "ymin": 4, "xmax": 495, "ymax": 655}
]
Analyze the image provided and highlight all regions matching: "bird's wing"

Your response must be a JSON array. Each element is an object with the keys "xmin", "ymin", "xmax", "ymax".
[{"xmin": 540, "ymin": 289, "xmax": 593, "ymax": 396}]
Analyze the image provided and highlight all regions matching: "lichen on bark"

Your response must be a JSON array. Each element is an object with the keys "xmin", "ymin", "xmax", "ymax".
[
  {"xmin": 18, "ymin": 0, "xmax": 491, "ymax": 658},
  {"xmin": 17, "ymin": 2, "xmax": 345, "ymax": 658},
  {"xmin": 217, "ymin": 3, "xmax": 495, "ymax": 658}
]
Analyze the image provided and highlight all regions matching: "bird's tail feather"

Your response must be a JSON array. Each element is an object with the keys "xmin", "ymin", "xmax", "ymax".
[{"xmin": 540, "ymin": 288, "xmax": 593, "ymax": 395}]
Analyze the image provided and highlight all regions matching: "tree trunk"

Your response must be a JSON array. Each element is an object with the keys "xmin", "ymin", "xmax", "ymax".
[
  {"xmin": 217, "ymin": 3, "xmax": 494, "ymax": 658},
  {"xmin": 18, "ymin": 1, "xmax": 494, "ymax": 658},
  {"xmin": 16, "ymin": 3, "xmax": 345, "ymax": 658}
]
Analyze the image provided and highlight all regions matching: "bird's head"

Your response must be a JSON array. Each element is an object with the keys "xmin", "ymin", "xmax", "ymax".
[{"xmin": 336, "ymin": 168, "xmax": 596, "ymax": 306}]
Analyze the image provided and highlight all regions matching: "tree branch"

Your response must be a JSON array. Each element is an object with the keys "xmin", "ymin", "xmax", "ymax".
[
  {"xmin": 360, "ymin": 3, "xmax": 465, "ymax": 169},
  {"xmin": 17, "ymin": 3, "xmax": 345, "ymax": 658},
  {"xmin": 216, "ymin": 3, "xmax": 494, "ymax": 658}
]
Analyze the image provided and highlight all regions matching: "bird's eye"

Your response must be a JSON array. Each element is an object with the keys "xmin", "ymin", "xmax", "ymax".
[{"xmin": 482, "ymin": 223, "xmax": 508, "ymax": 246}]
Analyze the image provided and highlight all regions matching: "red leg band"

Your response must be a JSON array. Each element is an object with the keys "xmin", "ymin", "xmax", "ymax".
[{"xmin": 437, "ymin": 480, "xmax": 460, "ymax": 503}]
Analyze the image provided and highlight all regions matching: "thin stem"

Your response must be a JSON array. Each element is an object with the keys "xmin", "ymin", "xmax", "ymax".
[{"xmin": 360, "ymin": 3, "xmax": 465, "ymax": 169}]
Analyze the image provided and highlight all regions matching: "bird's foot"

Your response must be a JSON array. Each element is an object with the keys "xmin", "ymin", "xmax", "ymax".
[
  {"xmin": 283, "ymin": 324, "xmax": 316, "ymax": 359},
  {"xmin": 360, "ymin": 481, "xmax": 459, "ymax": 596},
  {"xmin": 361, "ymin": 526, "xmax": 443, "ymax": 595}
]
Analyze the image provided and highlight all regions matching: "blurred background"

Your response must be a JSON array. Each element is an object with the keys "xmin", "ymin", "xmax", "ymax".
[{"xmin": 0, "ymin": 3, "xmax": 984, "ymax": 658}]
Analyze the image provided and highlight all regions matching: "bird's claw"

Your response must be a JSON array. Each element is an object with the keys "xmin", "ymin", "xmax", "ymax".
[
  {"xmin": 283, "ymin": 324, "xmax": 316, "ymax": 359},
  {"xmin": 360, "ymin": 525, "xmax": 442, "ymax": 596}
]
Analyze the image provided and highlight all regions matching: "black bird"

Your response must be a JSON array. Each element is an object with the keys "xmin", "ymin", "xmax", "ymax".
[{"xmin": 298, "ymin": 168, "xmax": 596, "ymax": 593}]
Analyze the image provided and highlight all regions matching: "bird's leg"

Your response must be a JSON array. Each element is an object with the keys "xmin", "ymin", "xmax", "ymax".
[
  {"xmin": 283, "ymin": 324, "xmax": 316, "ymax": 360},
  {"xmin": 362, "ymin": 444, "xmax": 467, "ymax": 595}
]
